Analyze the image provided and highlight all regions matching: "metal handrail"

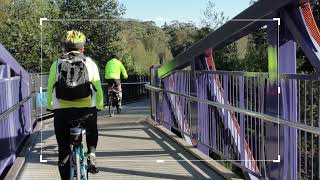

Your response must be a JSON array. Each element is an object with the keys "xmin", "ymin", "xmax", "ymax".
[
  {"xmin": 38, "ymin": 82, "xmax": 150, "ymax": 91},
  {"xmin": 0, "ymin": 91, "xmax": 36, "ymax": 122},
  {"xmin": 102, "ymin": 82, "xmax": 150, "ymax": 85},
  {"xmin": 173, "ymin": 70, "xmax": 320, "ymax": 80},
  {"xmin": 145, "ymin": 84, "xmax": 320, "ymax": 135}
]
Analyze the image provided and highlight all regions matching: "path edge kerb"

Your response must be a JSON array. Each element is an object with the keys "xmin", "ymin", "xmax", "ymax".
[
  {"xmin": 144, "ymin": 117, "xmax": 243, "ymax": 180},
  {"xmin": 4, "ymin": 120, "xmax": 42, "ymax": 180}
]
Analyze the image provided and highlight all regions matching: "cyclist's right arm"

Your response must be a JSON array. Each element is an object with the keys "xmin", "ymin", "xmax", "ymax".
[
  {"xmin": 120, "ymin": 62, "xmax": 128, "ymax": 79},
  {"xmin": 104, "ymin": 61, "xmax": 109, "ymax": 80},
  {"xmin": 47, "ymin": 60, "xmax": 57, "ymax": 110}
]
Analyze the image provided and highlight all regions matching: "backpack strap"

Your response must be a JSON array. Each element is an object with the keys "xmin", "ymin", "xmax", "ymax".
[{"xmin": 90, "ymin": 82, "xmax": 97, "ymax": 92}]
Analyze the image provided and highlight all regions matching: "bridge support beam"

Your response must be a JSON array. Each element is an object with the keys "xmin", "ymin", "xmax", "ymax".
[
  {"xmin": 279, "ymin": 40, "xmax": 298, "ymax": 180},
  {"xmin": 264, "ymin": 21, "xmax": 282, "ymax": 179},
  {"xmin": 264, "ymin": 21, "xmax": 298, "ymax": 180},
  {"xmin": 150, "ymin": 65, "xmax": 161, "ymax": 123}
]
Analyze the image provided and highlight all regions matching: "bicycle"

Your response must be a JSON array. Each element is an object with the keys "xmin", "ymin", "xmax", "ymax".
[
  {"xmin": 69, "ymin": 120, "xmax": 88, "ymax": 180},
  {"xmin": 108, "ymin": 86, "xmax": 121, "ymax": 117}
]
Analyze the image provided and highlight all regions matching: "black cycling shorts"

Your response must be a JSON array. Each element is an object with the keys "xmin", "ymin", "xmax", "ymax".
[{"xmin": 106, "ymin": 79, "xmax": 121, "ymax": 89}]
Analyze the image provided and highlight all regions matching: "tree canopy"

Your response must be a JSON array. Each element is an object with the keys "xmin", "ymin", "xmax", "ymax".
[{"xmin": 0, "ymin": 0, "xmax": 316, "ymax": 75}]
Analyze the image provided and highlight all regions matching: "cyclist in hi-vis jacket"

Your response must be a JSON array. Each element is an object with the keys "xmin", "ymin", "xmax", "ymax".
[
  {"xmin": 104, "ymin": 52, "xmax": 128, "ymax": 109},
  {"xmin": 47, "ymin": 30, "xmax": 103, "ymax": 179}
]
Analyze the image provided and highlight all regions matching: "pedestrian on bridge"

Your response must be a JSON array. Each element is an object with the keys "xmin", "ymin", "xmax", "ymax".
[{"xmin": 47, "ymin": 30, "xmax": 103, "ymax": 179}]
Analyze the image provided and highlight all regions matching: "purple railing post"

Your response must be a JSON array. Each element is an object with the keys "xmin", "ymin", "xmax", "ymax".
[
  {"xmin": 0, "ymin": 65, "xmax": 6, "ymax": 78},
  {"xmin": 199, "ymin": 73, "xmax": 210, "ymax": 154},
  {"xmin": 4, "ymin": 64, "xmax": 10, "ymax": 78},
  {"xmin": 193, "ymin": 55, "xmax": 210, "ymax": 155},
  {"xmin": 155, "ymin": 66, "xmax": 162, "ymax": 124},
  {"xmin": 264, "ymin": 21, "xmax": 282, "ymax": 179},
  {"xmin": 279, "ymin": 40, "xmax": 297, "ymax": 180},
  {"xmin": 223, "ymin": 74, "xmax": 229, "ymax": 157},
  {"xmin": 239, "ymin": 75, "xmax": 245, "ymax": 165},
  {"xmin": 150, "ymin": 65, "xmax": 161, "ymax": 123},
  {"xmin": 190, "ymin": 62, "xmax": 198, "ymax": 142}
]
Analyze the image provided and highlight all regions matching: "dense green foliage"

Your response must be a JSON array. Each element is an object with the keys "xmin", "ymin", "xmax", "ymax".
[
  {"xmin": 57, "ymin": 0, "xmax": 124, "ymax": 70},
  {"xmin": 0, "ymin": 0, "xmax": 59, "ymax": 72},
  {"xmin": 163, "ymin": 21, "xmax": 199, "ymax": 57},
  {"xmin": 118, "ymin": 21, "xmax": 172, "ymax": 74},
  {"xmin": 0, "ymin": 0, "xmax": 317, "ymax": 75}
]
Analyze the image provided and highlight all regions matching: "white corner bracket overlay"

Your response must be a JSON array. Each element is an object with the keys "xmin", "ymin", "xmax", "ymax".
[
  {"xmin": 40, "ymin": 18, "xmax": 48, "ymax": 26},
  {"xmin": 272, "ymin": 155, "xmax": 281, "ymax": 163},
  {"xmin": 273, "ymin": 18, "xmax": 281, "ymax": 26},
  {"xmin": 40, "ymin": 155, "xmax": 48, "ymax": 163}
]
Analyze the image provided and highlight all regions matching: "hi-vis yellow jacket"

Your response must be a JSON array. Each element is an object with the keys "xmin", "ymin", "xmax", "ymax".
[
  {"xmin": 104, "ymin": 58, "xmax": 128, "ymax": 79},
  {"xmin": 47, "ymin": 51, "xmax": 103, "ymax": 110}
]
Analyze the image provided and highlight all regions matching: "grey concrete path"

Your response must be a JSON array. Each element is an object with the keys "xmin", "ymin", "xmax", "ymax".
[{"xmin": 18, "ymin": 99, "xmax": 225, "ymax": 180}]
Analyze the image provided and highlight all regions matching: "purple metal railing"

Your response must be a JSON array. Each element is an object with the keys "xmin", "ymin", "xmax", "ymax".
[
  {"xmin": 0, "ymin": 43, "xmax": 32, "ymax": 176},
  {"xmin": 32, "ymin": 73, "xmax": 150, "ymax": 110},
  {"xmin": 284, "ymin": 74, "xmax": 320, "ymax": 180},
  {"xmin": 149, "ymin": 70, "xmax": 320, "ymax": 179},
  {"xmin": 0, "ymin": 77, "xmax": 32, "ymax": 175},
  {"xmin": 162, "ymin": 71, "xmax": 191, "ymax": 136}
]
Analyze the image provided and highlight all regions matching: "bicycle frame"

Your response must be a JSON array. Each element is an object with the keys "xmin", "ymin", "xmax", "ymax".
[{"xmin": 69, "ymin": 127, "xmax": 88, "ymax": 180}]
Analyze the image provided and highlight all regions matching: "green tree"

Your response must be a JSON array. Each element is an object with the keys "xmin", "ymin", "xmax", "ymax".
[
  {"xmin": 0, "ymin": 0, "xmax": 10, "ymax": 25},
  {"xmin": 118, "ymin": 20, "xmax": 172, "ymax": 75},
  {"xmin": 215, "ymin": 43, "xmax": 241, "ymax": 71},
  {"xmin": 199, "ymin": 0, "xmax": 242, "ymax": 71},
  {"xmin": 0, "ymin": 0, "xmax": 60, "ymax": 72},
  {"xmin": 57, "ymin": 0, "xmax": 124, "ymax": 69},
  {"xmin": 242, "ymin": 29, "xmax": 268, "ymax": 72},
  {"xmin": 163, "ymin": 21, "xmax": 199, "ymax": 57},
  {"xmin": 201, "ymin": 0, "xmax": 227, "ymax": 31}
]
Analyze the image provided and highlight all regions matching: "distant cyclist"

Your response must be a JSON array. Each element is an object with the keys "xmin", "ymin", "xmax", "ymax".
[
  {"xmin": 47, "ymin": 30, "xmax": 103, "ymax": 179},
  {"xmin": 105, "ymin": 52, "xmax": 128, "ymax": 109}
]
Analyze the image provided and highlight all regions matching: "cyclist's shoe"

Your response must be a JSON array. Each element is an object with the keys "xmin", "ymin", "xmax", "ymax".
[
  {"xmin": 118, "ymin": 101, "xmax": 122, "ymax": 110},
  {"xmin": 87, "ymin": 153, "xmax": 99, "ymax": 174}
]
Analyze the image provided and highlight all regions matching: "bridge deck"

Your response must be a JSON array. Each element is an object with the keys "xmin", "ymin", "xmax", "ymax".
[{"xmin": 17, "ymin": 100, "xmax": 225, "ymax": 180}]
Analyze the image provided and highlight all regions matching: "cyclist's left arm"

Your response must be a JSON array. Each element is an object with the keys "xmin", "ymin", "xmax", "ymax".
[
  {"xmin": 91, "ymin": 62, "xmax": 104, "ymax": 111},
  {"xmin": 47, "ymin": 60, "xmax": 57, "ymax": 111},
  {"xmin": 120, "ymin": 62, "xmax": 128, "ymax": 79}
]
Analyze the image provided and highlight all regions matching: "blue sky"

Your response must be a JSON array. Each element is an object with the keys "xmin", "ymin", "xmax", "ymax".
[{"xmin": 120, "ymin": 0, "xmax": 252, "ymax": 26}]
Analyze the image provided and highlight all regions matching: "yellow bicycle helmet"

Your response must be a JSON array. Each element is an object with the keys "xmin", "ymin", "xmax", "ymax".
[{"xmin": 64, "ymin": 30, "xmax": 86, "ymax": 51}]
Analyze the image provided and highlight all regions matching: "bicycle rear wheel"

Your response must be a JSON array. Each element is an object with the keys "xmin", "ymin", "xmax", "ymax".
[
  {"xmin": 69, "ymin": 152, "xmax": 74, "ymax": 179},
  {"xmin": 75, "ymin": 152, "xmax": 81, "ymax": 180},
  {"xmin": 76, "ymin": 145, "xmax": 88, "ymax": 180},
  {"xmin": 69, "ymin": 150, "xmax": 80, "ymax": 180},
  {"xmin": 108, "ymin": 93, "xmax": 114, "ymax": 117},
  {"xmin": 70, "ymin": 148, "xmax": 85, "ymax": 180}
]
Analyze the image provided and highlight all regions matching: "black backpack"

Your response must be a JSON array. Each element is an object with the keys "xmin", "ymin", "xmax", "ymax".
[{"xmin": 55, "ymin": 53, "xmax": 92, "ymax": 100}]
